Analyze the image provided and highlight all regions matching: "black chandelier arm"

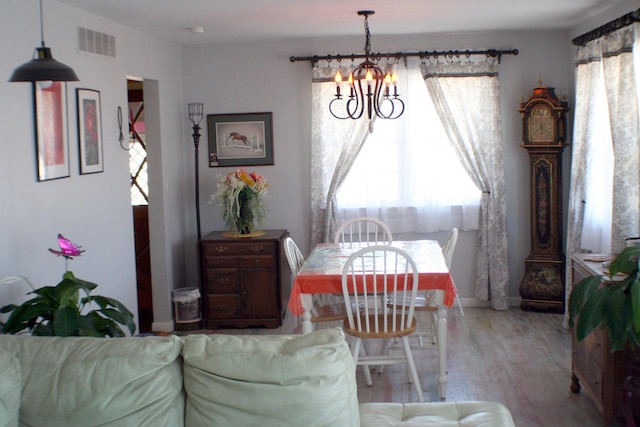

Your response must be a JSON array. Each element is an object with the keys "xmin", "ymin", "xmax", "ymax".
[
  {"xmin": 290, "ymin": 48, "xmax": 518, "ymax": 65},
  {"xmin": 329, "ymin": 89, "xmax": 364, "ymax": 119},
  {"xmin": 377, "ymin": 96, "xmax": 404, "ymax": 120},
  {"xmin": 329, "ymin": 76, "xmax": 405, "ymax": 120}
]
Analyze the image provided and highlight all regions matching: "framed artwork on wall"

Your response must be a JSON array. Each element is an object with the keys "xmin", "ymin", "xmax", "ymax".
[
  {"xmin": 76, "ymin": 88, "xmax": 104, "ymax": 174},
  {"xmin": 33, "ymin": 81, "xmax": 69, "ymax": 181},
  {"xmin": 207, "ymin": 112, "xmax": 274, "ymax": 167}
]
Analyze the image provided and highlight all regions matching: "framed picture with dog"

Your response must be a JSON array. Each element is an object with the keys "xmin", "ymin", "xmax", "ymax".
[{"xmin": 207, "ymin": 112, "xmax": 274, "ymax": 167}]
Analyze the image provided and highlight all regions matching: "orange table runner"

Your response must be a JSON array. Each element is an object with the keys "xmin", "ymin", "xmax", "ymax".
[{"xmin": 288, "ymin": 240, "xmax": 458, "ymax": 316}]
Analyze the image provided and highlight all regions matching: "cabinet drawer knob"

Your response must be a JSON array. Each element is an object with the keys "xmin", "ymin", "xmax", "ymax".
[
  {"xmin": 249, "ymin": 245, "xmax": 264, "ymax": 252},
  {"xmin": 214, "ymin": 246, "xmax": 229, "ymax": 253}
]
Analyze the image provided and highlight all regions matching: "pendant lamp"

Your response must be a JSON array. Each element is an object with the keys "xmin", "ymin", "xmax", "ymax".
[{"xmin": 9, "ymin": 0, "xmax": 79, "ymax": 82}]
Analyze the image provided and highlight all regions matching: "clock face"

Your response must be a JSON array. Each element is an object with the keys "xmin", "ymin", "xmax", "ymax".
[{"xmin": 529, "ymin": 105, "xmax": 554, "ymax": 142}]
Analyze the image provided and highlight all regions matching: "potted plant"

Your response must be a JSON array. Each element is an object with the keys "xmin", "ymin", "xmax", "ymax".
[
  {"xmin": 569, "ymin": 245, "xmax": 640, "ymax": 424},
  {"xmin": 0, "ymin": 234, "xmax": 135, "ymax": 337},
  {"xmin": 569, "ymin": 245, "xmax": 640, "ymax": 351}
]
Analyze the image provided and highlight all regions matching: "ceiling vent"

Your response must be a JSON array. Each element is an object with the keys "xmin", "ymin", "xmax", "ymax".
[{"xmin": 78, "ymin": 27, "xmax": 116, "ymax": 58}]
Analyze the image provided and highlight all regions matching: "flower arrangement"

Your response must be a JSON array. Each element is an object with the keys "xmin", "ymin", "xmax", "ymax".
[{"xmin": 213, "ymin": 168, "xmax": 268, "ymax": 234}]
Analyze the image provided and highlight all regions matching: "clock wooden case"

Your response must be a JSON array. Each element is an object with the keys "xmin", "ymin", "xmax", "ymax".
[{"xmin": 518, "ymin": 85, "xmax": 569, "ymax": 313}]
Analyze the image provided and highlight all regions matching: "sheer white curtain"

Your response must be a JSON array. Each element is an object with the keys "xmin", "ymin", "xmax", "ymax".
[
  {"xmin": 310, "ymin": 65, "xmax": 371, "ymax": 246},
  {"xmin": 564, "ymin": 24, "xmax": 640, "ymax": 324},
  {"xmin": 335, "ymin": 62, "xmax": 481, "ymax": 234},
  {"xmin": 422, "ymin": 58, "xmax": 510, "ymax": 310}
]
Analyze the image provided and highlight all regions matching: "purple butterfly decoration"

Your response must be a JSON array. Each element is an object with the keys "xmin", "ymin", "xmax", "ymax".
[{"xmin": 48, "ymin": 234, "xmax": 85, "ymax": 259}]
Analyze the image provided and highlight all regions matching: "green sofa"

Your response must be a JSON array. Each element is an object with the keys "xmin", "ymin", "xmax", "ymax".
[{"xmin": 0, "ymin": 328, "xmax": 515, "ymax": 426}]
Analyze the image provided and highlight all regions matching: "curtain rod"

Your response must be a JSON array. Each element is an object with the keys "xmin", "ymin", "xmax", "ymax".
[
  {"xmin": 290, "ymin": 48, "xmax": 518, "ymax": 66},
  {"xmin": 572, "ymin": 8, "xmax": 639, "ymax": 46}
]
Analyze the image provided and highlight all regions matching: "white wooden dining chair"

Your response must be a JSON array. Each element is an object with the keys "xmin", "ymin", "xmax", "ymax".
[
  {"xmin": 334, "ymin": 217, "xmax": 393, "ymax": 246},
  {"xmin": 386, "ymin": 228, "xmax": 460, "ymax": 353},
  {"xmin": 283, "ymin": 237, "xmax": 346, "ymax": 324},
  {"xmin": 341, "ymin": 245, "xmax": 424, "ymax": 402}
]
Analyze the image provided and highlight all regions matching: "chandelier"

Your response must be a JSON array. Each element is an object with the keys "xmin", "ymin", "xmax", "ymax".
[{"xmin": 330, "ymin": 11, "xmax": 404, "ymax": 120}]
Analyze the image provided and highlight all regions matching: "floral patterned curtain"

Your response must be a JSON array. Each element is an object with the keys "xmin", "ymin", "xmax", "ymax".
[
  {"xmin": 310, "ymin": 65, "xmax": 373, "ymax": 246},
  {"xmin": 564, "ymin": 25, "xmax": 639, "ymax": 325},
  {"xmin": 422, "ymin": 58, "xmax": 510, "ymax": 310}
]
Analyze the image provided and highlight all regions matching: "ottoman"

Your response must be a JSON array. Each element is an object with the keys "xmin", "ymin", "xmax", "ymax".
[{"xmin": 359, "ymin": 401, "xmax": 516, "ymax": 426}]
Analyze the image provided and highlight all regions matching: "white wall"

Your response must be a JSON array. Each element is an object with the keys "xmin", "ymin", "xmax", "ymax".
[
  {"xmin": 1, "ymin": 0, "xmax": 635, "ymax": 333},
  {"xmin": 0, "ymin": 0, "xmax": 185, "ymax": 332}
]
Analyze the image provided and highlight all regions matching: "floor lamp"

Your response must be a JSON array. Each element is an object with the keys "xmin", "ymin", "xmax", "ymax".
[{"xmin": 188, "ymin": 103, "xmax": 203, "ymax": 241}]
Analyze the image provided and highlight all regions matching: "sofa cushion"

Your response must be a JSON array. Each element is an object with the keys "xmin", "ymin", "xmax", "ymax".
[
  {"xmin": 0, "ymin": 335, "xmax": 184, "ymax": 427},
  {"xmin": 182, "ymin": 328, "xmax": 359, "ymax": 427},
  {"xmin": 0, "ymin": 349, "xmax": 20, "ymax": 427},
  {"xmin": 358, "ymin": 401, "xmax": 516, "ymax": 427}
]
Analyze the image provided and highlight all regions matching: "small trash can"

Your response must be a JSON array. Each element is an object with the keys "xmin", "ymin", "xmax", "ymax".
[{"xmin": 173, "ymin": 287, "xmax": 201, "ymax": 331}]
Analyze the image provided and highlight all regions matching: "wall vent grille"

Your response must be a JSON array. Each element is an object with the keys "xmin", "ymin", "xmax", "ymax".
[{"xmin": 78, "ymin": 27, "xmax": 116, "ymax": 57}]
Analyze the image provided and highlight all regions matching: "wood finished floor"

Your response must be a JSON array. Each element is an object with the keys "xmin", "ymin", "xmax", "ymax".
[{"xmin": 181, "ymin": 307, "xmax": 623, "ymax": 426}]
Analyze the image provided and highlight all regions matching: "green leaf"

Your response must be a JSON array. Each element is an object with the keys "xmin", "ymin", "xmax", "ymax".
[
  {"xmin": 53, "ymin": 305, "xmax": 80, "ymax": 337},
  {"xmin": 77, "ymin": 315, "xmax": 103, "ymax": 337},
  {"xmin": 569, "ymin": 275, "xmax": 602, "ymax": 327},
  {"xmin": 56, "ymin": 275, "xmax": 93, "ymax": 306},
  {"xmin": 1, "ymin": 299, "xmax": 52, "ymax": 334},
  {"xmin": 31, "ymin": 323, "xmax": 54, "ymax": 336},
  {"xmin": 632, "ymin": 279, "xmax": 640, "ymax": 333},
  {"xmin": 609, "ymin": 247, "xmax": 640, "ymax": 276},
  {"xmin": 30, "ymin": 286, "xmax": 59, "ymax": 303},
  {"xmin": 576, "ymin": 287, "xmax": 609, "ymax": 341},
  {"xmin": 86, "ymin": 295, "xmax": 136, "ymax": 335},
  {"xmin": 608, "ymin": 291, "xmax": 633, "ymax": 352},
  {"xmin": 54, "ymin": 278, "xmax": 80, "ymax": 307},
  {"xmin": 85, "ymin": 312, "xmax": 126, "ymax": 337},
  {"xmin": 0, "ymin": 304, "xmax": 17, "ymax": 314},
  {"xmin": 64, "ymin": 273, "xmax": 98, "ymax": 293}
]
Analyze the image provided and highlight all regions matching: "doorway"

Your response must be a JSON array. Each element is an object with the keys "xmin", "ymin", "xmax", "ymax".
[{"xmin": 128, "ymin": 79, "xmax": 153, "ymax": 333}]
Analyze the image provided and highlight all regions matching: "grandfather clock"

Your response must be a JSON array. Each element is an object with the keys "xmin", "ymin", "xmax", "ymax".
[{"xmin": 518, "ymin": 84, "xmax": 569, "ymax": 313}]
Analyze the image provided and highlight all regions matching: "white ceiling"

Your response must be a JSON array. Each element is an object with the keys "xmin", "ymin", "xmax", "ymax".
[{"xmin": 55, "ymin": 0, "xmax": 621, "ymax": 45}]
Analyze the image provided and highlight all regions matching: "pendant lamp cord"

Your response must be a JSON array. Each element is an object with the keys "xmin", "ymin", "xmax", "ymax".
[{"xmin": 39, "ymin": 0, "xmax": 45, "ymax": 47}]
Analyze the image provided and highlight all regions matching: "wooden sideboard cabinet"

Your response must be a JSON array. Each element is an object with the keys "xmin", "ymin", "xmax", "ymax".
[
  {"xmin": 199, "ymin": 229, "xmax": 290, "ymax": 329},
  {"xmin": 570, "ymin": 253, "xmax": 636, "ymax": 425}
]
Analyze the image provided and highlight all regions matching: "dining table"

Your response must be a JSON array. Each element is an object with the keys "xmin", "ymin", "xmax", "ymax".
[{"xmin": 287, "ymin": 239, "xmax": 457, "ymax": 399}]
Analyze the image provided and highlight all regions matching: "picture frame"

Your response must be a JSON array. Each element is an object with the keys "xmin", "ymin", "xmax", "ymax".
[
  {"xmin": 76, "ymin": 88, "xmax": 104, "ymax": 174},
  {"xmin": 207, "ymin": 112, "xmax": 274, "ymax": 167},
  {"xmin": 33, "ymin": 81, "xmax": 69, "ymax": 181}
]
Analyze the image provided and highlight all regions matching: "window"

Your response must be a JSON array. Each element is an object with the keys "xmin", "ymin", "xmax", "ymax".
[
  {"xmin": 335, "ymin": 64, "xmax": 481, "ymax": 233},
  {"xmin": 579, "ymin": 71, "xmax": 613, "ymax": 253}
]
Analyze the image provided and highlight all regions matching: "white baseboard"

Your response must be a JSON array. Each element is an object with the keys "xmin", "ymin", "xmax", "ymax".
[
  {"xmin": 152, "ymin": 320, "xmax": 175, "ymax": 333},
  {"xmin": 457, "ymin": 296, "xmax": 522, "ymax": 308}
]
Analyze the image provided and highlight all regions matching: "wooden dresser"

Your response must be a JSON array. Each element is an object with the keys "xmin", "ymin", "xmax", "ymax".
[
  {"xmin": 199, "ymin": 229, "xmax": 290, "ymax": 329},
  {"xmin": 570, "ymin": 253, "xmax": 635, "ymax": 425}
]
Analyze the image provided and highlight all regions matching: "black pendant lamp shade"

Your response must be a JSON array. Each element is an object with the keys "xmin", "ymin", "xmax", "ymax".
[
  {"xmin": 9, "ymin": 45, "xmax": 79, "ymax": 82},
  {"xmin": 9, "ymin": 0, "xmax": 79, "ymax": 82}
]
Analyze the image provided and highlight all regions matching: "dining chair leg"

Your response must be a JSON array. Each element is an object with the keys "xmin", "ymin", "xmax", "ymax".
[
  {"xmin": 378, "ymin": 338, "xmax": 392, "ymax": 373},
  {"xmin": 352, "ymin": 338, "xmax": 373, "ymax": 386},
  {"xmin": 401, "ymin": 335, "xmax": 424, "ymax": 402}
]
